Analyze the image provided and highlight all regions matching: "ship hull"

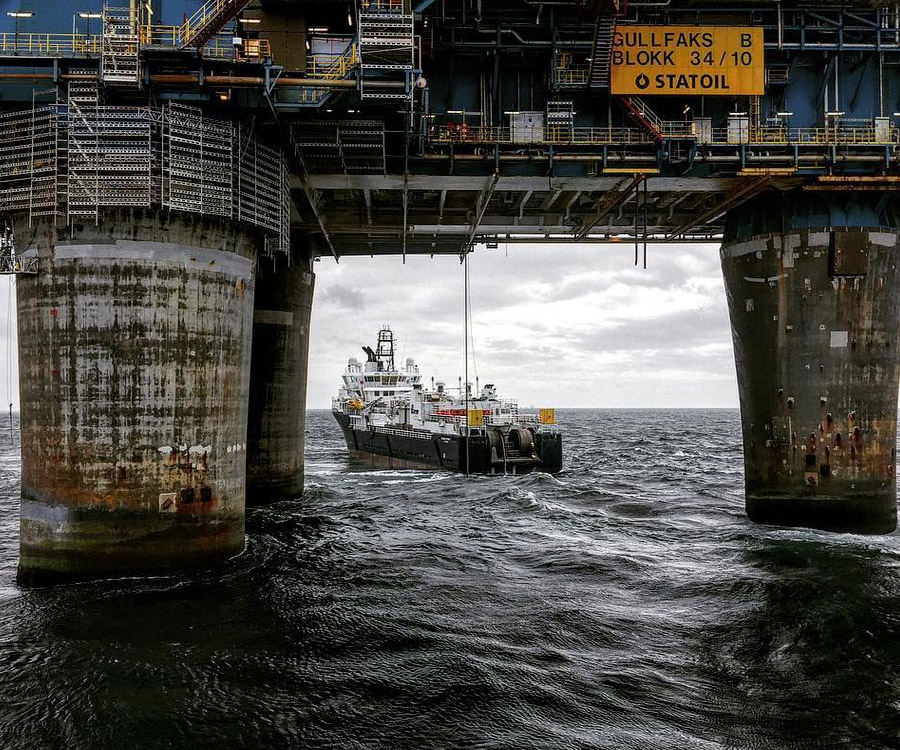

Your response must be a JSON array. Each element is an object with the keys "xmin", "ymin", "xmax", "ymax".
[{"xmin": 332, "ymin": 412, "xmax": 562, "ymax": 474}]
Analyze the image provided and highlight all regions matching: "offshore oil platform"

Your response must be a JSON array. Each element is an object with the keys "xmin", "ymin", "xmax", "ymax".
[{"xmin": 1, "ymin": 0, "xmax": 900, "ymax": 583}]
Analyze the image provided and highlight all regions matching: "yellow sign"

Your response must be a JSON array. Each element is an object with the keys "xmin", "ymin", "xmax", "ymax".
[
  {"xmin": 467, "ymin": 409, "xmax": 484, "ymax": 427},
  {"xmin": 610, "ymin": 26, "xmax": 764, "ymax": 96},
  {"xmin": 539, "ymin": 408, "xmax": 556, "ymax": 425}
]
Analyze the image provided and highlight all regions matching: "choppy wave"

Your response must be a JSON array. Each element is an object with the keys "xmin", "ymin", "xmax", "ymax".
[{"xmin": 0, "ymin": 409, "xmax": 899, "ymax": 749}]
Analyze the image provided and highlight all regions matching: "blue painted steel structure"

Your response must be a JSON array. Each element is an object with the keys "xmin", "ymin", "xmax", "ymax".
[{"xmin": 1, "ymin": 1, "xmax": 899, "ymax": 256}]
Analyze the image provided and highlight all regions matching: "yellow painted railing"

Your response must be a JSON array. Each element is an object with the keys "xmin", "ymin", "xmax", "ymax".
[
  {"xmin": 140, "ymin": 25, "xmax": 181, "ymax": 47},
  {"xmin": 432, "ymin": 125, "xmax": 656, "ymax": 145},
  {"xmin": 0, "ymin": 27, "xmax": 269, "ymax": 60},
  {"xmin": 180, "ymin": 0, "xmax": 230, "ymax": 47},
  {"xmin": 430, "ymin": 124, "xmax": 900, "ymax": 147},
  {"xmin": 711, "ymin": 127, "xmax": 896, "ymax": 146},
  {"xmin": 555, "ymin": 67, "xmax": 589, "ymax": 87},
  {"xmin": 361, "ymin": 0, "xmax": 406, "ymax": 13},
  {"xmin": 203, "ymin": 36, "xmax": 271, "ymax": 59},
  {"xmin": 306, "ymin": 45, "xmax": 358, "ymax": 80},
  {"xmin": 554, "ymin": 51, "xmax": 589, "ymax": 87},
  {"xmin": 0, "ymin": 32, "xmax": 102, "ymax": 55}
]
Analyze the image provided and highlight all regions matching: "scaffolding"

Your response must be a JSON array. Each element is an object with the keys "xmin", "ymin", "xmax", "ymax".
[
  {"xmin": 290, "ymin": 120, "xmax": 386, "ymax": 174},
  {"xmin": 67, "ymin": 81, "xmax": 154, "ymax": 222},
  {"xmin": 162, "ymin": 103, "xmax": 233, "ymax": 218},
  {"xmin": 0, "ymin": 103, "xmax": 291, "ymax": 257},
  {"xmin": 546, "ymin": 101, "xmax": 575, "ymax": 141},
  {"xmin": 236, "ymin": 123, "xmax": 290, "ymax": 255},
  {"xmin": 0, "ymin": 108, "xmax": 59, "ymax": 223},
  {"xmin": 101, "ymin": 5, "xmax": 141, "ymax": 86},
  {"xmin": 358, "ymin": 1, "xmax": 415, "ymax": 100},
  {"xmin": 0, "ymin": 220, "xmax": 38, "ymax": 275}
]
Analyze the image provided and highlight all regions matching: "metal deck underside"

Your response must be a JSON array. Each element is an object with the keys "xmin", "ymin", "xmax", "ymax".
[
  {"xmin": 3, "ymin": 1, "xmax": 900, "ymax": 258},
  {"xmin": 292, "ymin": 173, "xmax": 801, "ymax": 256}
]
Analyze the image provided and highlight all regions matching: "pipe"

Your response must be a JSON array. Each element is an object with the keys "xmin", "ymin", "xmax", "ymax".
[
  {"xmin": 0, "ymin": 73, "xmax": 53, "ymax": 80},
  {"xmin": 474, "ymin": 27, "xmax": 553, "ymax": 46}
]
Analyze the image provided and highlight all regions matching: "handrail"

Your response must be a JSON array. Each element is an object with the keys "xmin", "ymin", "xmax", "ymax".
[
  {"xmin": 180, "ymin": 0, "xmax": 226, "ymax": 47},
  {"xmin": 0, "ymin": 32, "xmax": 103, "ymax": 55},
  {"xmin": 0, "ymin": 27, "xmax": 270, "ymax": 61},
  {"xmin": 360, "ymin": 0, "xmax": 406, "ymax": 13},
  {"xmin": 306, "ymin": 45, "xmax": 359, "ymax": 80},
  {"xmin": 555, "ymin": 67, "xmax": 590, "ymax": 87},
  {"xmin": 628, "ymin": 96, "xmax": 663, "ymax": 131},
  {"xmin": 429, "ymin": 123, "xmax": 900, "ymax": 148}
]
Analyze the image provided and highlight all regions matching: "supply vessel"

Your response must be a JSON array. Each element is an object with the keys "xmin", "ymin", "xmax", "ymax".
[{"xmin": 332, "ymin": 327, "xmax": 562, "ymax": 473}]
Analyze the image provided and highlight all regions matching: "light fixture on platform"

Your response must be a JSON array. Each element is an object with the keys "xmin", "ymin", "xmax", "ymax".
[
  {"xmin": 74, "ymin": 11, "xmax": 101, "ymax": 39},
  {"xmin": 7, "ymin": 11, "xmax": 34, "ymax": 53}
]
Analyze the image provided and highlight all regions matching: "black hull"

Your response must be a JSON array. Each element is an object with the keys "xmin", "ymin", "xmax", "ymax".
[{"xmin": 332, "ymin": 412, "xmax": 562, "ymax": 474}]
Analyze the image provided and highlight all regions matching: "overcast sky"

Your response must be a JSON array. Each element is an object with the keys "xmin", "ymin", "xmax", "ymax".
[
  {"xmin": 0, "ymin": 242, "xmax": 739, "ymax": 411},
  {"xmin": 307, "ymin": 242, "xmax": 739, "ymax": 410}
]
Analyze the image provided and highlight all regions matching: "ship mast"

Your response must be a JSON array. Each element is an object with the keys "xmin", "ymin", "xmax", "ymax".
[{"xmin": 376, "ymin": 327, "xmax": 395, "ymax": 372}]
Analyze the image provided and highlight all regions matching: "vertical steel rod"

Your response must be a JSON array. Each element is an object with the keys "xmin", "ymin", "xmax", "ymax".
[{"xmin": 464, "ymin": 250, "xmax": 470, "ymax": 475}]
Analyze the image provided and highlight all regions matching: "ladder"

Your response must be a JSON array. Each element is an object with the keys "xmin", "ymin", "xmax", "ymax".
[
  {"xmin": 101, "ymin": 5, "xmax": 140, "ymax": 86},
  {"xmin": 750, "ymin": 94, "xmax": 761, "ymax": 141},
  {"xmin": 66, "ymin": 81, "xmax": 100, "ymax": 223},
  {"xmin": 179, "ymin": 0, "xmax": 252, "ymax": 50}
]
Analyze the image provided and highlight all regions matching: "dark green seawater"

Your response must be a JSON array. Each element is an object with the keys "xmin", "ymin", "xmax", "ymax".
[{"xmin": 1, "ymin": 409, "xmax": 899, "ymax": 749}]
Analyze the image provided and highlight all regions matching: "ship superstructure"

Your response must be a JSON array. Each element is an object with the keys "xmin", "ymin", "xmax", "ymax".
[{"xmin": 332, "ymin": 327, "xmax": 562, "ymax": 474}]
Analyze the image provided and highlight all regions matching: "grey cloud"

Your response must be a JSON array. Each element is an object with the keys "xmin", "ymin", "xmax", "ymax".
[
  {"xmin": 318, "ymin": 283, "xmax": 369, "ymax": 311},
  {"xmin": 307, "ymin": 243, "xmax": 737, "ymax": 408}
]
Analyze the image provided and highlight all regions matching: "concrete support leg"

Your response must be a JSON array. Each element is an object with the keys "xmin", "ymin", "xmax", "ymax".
[
  {"xmin": 246, "ymin": 258, "xmax": 315, "ymax": 505},
  {"xmin": 16, "ymin": 212, "xmax": 258, "ymax": 585},
  {"xmin": 721, "ymin": 194, "xmax": 900, "ymax": 534}
]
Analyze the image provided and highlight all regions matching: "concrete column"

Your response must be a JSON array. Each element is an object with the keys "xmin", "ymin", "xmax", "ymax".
[
  {"xmin": 721, "ymin": 193, "xmax": 900, "ymax": 533},
  {"xmin": 15, "ymin": 211, "xmax": 258, "ymax": 585},
  {"xmin": 246, "ymin": 257, "xmax": 315, "ymax": 505}
]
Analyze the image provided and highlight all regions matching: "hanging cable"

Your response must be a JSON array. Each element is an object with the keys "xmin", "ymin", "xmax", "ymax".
[
  {"xmin": 466, "ymin": 250, "xmax": 479, "ymax": 386},
  {"xmin": 642, "ymin": 177, "xmax": 649, "ymax": 269},
  {"xmin": 6, "ymin": 276, "xmax": 12, "ymax": 444},
  {"xmin": 464, "ymin": 250, "xmax": 470, "ymax": 475},
  {"xmin": 634, "ymin": 180, "xmax": 640, "ymax": 266}
]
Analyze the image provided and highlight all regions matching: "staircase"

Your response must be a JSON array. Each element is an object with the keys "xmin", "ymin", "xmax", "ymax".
[
  {"xmin": 619, "ymin": 95, "xmax": 664, "ymax": 142},
  {"xmin": 587, "ymin": 8, "xmax": 617, "ymax": 89},
  {"xmin": 179, "ymin": 0, "xmax": 252, "ymax": 50}
]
